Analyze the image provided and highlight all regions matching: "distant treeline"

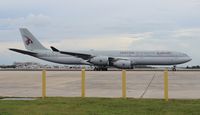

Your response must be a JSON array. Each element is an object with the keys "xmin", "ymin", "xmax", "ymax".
[
  {"xmin": 186, "ymin": 65, "xmax": 200, "ymax": 69},
  {"xmin": 0, "ymin": 64, "xmax": 200, "ymax": 69},
  {"xmin": 0, "ymin": 65, "xmax": 16, "ymax": 68},
  {"xmin": 134, "ymin": 65, "xmax": 153, "ymax": 68}
]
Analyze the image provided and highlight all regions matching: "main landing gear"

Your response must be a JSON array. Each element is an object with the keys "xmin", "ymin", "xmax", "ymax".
[{"xmin": 94, "ymin": 67, "xmax": 108, "ymax": 71}]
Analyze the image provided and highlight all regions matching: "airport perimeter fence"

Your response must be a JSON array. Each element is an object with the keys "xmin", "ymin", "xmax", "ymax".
[
  {"xmin": 0, "ymin": 69, "xmax": 173, "ymax": 101},
  {"xmin": 40, "ymin": 69, "xmax": 169, "ymax": 101}
]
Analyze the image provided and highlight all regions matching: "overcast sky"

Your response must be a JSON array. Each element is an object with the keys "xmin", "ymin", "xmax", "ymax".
[{"xmin": 0, "ymin": 0, "xmax": 200, "ymax": 66}]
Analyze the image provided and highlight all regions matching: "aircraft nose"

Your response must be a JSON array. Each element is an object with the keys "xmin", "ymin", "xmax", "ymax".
[
  {"xmin": 187, "ymin": 57, "xmax": 192, "ymax": 61},
  {"xmin": 185, "ymin": 56, "xmax": 192, "ymax": 62}
]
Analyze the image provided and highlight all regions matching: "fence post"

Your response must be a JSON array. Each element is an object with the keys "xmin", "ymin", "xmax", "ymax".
[
  {"xmin": 42, "ymin": 70, "xmax": 46, "ymax": 99},
  {"xmin": 164, "ymin": 68, "xmax": 168, "ymax": 101},
  {"xmin": 81, "ymin": 69, "xmax": 86, "ymax": 98},
  {"xmin": 122, "ymin": 70, "xmax": 127, "ymax": 98}
]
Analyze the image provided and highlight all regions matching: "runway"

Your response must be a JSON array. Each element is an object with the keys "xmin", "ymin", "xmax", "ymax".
[{"xmin": 0, "ymin": 71, "xmax": 200, "ymax": 99}]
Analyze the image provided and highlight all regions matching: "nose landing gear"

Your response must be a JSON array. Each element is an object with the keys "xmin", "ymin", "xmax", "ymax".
[{"xmin": 172, "ymin": 65, "xmax": 176, "ymax": 71}]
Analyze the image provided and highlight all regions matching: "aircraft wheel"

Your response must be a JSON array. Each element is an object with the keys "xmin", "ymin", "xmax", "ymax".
[{"xmin": 172, "ymin": 66, "xmax": 176, "ymax": 71}]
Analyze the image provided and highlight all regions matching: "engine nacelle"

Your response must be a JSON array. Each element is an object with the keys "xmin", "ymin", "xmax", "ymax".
[
  {"xmin": 113, "ymin": 60, "xmax": 133, "ymax": 69},
  {"xmin": 89, "ymin": 56, "xmax": 109, "ymax": 66}
]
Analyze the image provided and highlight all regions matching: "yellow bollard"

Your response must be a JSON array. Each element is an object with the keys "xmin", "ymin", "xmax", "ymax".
[
  {"xmin": 81, "ymin": 69, "xmax": 86, "ymax": 98},
  {"xmin": 42, "ymin": 70, "xmax": 46, "ymax": 99},
  {"xmin": 122, "ymin": 70, "xmax": 127, "ymax": 98},
  {"xmin": 164, "ymin": 68, "xmax": 168, "ymax": 101},
  {"xmin": 82, "ymin": 65, "xmax": 86, "ymax": 70}
]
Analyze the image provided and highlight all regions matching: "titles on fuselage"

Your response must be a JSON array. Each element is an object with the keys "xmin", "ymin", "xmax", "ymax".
[{"xmin": 120, "ymin": 51, "xmax": 171, "ymax": 55}]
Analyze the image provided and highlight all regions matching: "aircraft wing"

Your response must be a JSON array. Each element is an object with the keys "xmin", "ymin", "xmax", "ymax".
[
  {"xmin": 9, "ymin": 48, "xmax": 37, "ymax": 56},
  {"xmin": 50, "ymin": 46, "xmax": 92, "ymax": 60},
  {"xmin": 60, "ymin": 51, "xmax": 126, "ymax": 62},
  {"xmin": 60, "ymin": 51, "xmax": 92, "ymax": 60}
]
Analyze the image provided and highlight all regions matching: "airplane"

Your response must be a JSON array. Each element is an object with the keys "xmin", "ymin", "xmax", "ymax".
[{"xmin": 9, "ymin": 28, "xmax": 192, "ymax": 71}]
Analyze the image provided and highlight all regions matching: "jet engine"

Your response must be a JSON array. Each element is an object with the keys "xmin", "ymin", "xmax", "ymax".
[
  {"xmin": 113, "ymin": 60, "xmax": 133, "ymax": 69},
  {"xmin": 89, "ymin": 56, "xmax": 109, "ymax": 66}
]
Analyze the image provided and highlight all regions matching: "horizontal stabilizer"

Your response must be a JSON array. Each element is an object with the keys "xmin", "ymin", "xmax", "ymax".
[
  {"xmin": 50, "ymin": 46, "xmax": 59, "ymax": 52},
  {"xmin": 9, "ymin": 48, "xmax": 37, "ymax": 56}
]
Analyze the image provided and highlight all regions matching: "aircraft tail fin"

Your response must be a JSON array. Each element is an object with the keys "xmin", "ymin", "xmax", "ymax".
[{"xmin": 20, "ymin": 28, "xmax": 48, "ymax": 51}]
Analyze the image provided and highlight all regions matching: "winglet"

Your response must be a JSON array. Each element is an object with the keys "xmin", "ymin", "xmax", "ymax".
[{"xmin": 50, "ymin": 46, "xmax": 59, "ymax": 52}]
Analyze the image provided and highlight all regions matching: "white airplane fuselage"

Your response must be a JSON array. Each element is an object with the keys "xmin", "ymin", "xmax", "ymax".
[{"xmin": 35, "ymin": 50, "xmax": 191, "ymax": 66}]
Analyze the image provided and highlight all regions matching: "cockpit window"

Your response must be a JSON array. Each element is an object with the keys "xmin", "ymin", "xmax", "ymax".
[{"xmin": 178, "ymin": 53, "xmax": 187, "ymax": 57}]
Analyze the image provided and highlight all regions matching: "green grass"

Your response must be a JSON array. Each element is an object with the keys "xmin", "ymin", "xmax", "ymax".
[{"xmin": 0, "ymin": 97, "xmax": 200, "ymax": 115}]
